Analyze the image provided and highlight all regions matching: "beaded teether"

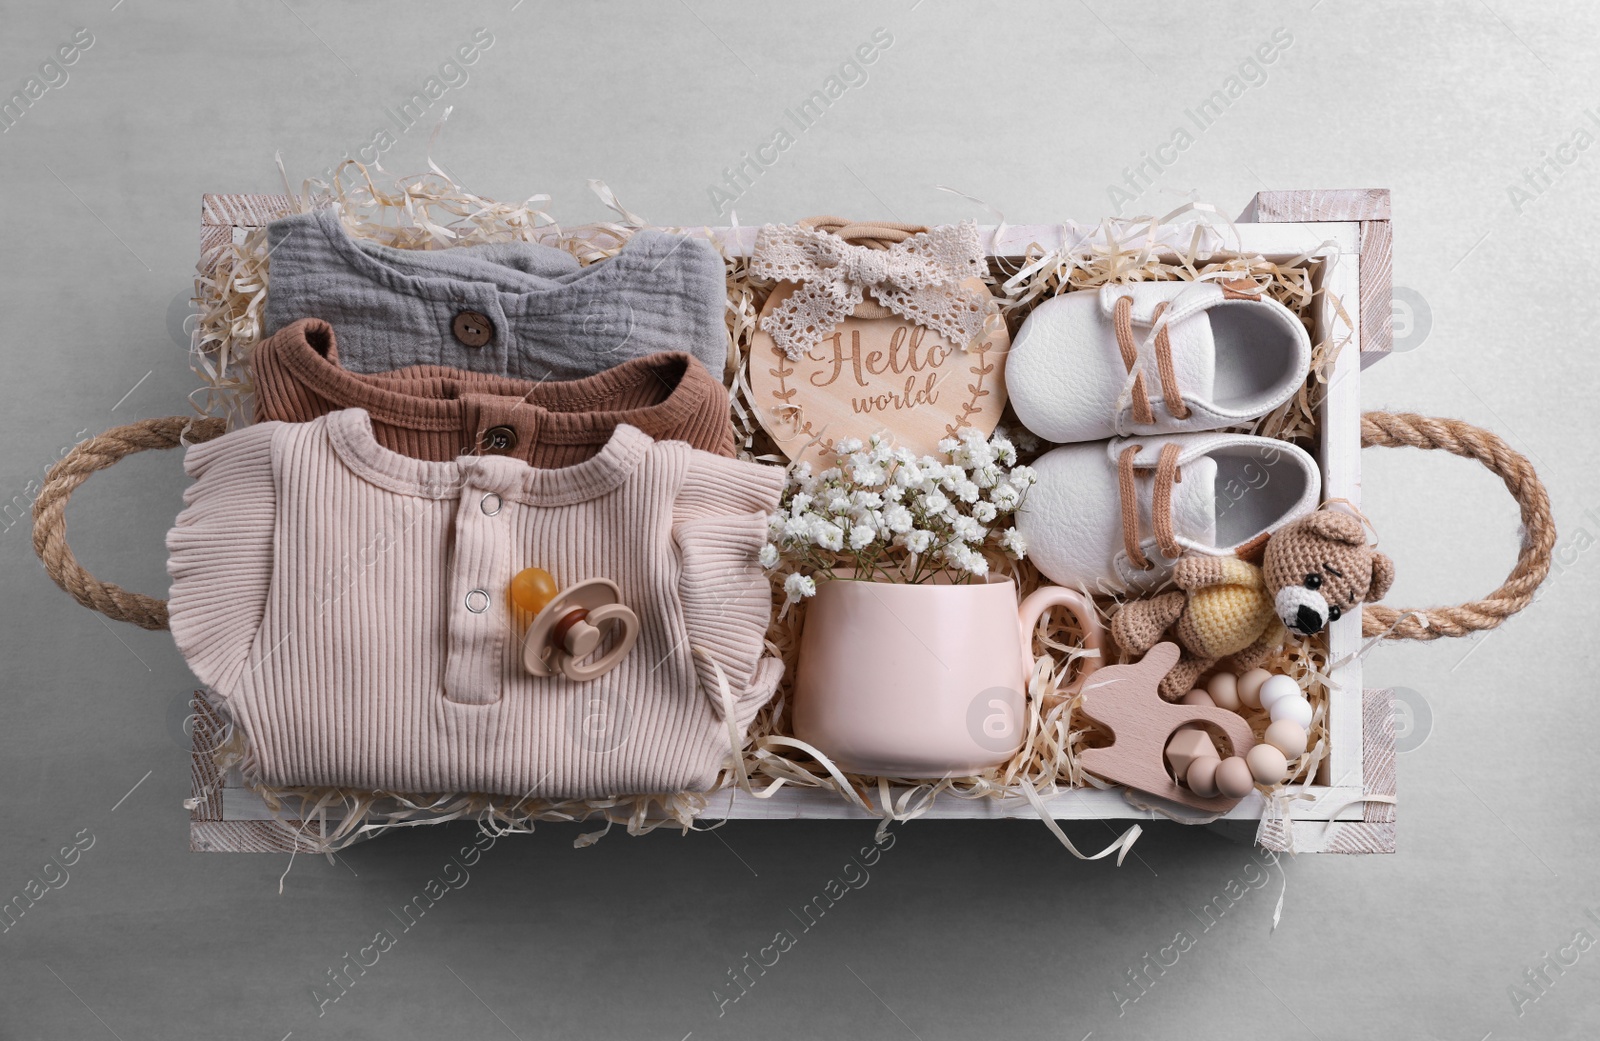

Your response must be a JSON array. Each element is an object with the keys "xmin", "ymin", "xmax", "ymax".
[{"xmin": 512, "ymin": 568, "xmax": 640, "ymax": 682}]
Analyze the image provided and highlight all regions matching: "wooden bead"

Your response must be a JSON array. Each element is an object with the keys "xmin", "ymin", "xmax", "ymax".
[
  {"xmin": 1180, "ymin": 689, "xmax": 1214, "ymax": 707},
  {"xmin": 1237, "ymin": 668, "xmax": 1271, "ymax": 710},
  {"xmin": 1205, "ymin": 672, "xmax": 1242, "ymax": 711},
  {"xmin": 1246, "ymin": 744, "xmax": 1289, "ymax": 785},
  {"xmin": 1264, "ymin": 720, "xmax": 1308, "ymax": 759},
  {"xmin": 1186, "ymin": 756, "xmax": 1220, "ymax": 798},
  {"xmin": 1165, "ymin": 728, "xmax": 1220, "ymax": 780},
  {"xmin": 1215, "ymin": 756, "xmax": 1255, "ymax": 799},
  {"xmin": 1269, "ymin": 694, "xmax": 1314, "ymax": 729}
]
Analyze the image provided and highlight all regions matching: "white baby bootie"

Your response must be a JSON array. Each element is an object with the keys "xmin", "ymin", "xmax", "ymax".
[
  {"xmin": 1017, "ymin": 432, "xmax": 1322, "ymax": 593},
  {"xmin": 1006, "ymin": 281, "xmax": 1311, "ymax": 444}
]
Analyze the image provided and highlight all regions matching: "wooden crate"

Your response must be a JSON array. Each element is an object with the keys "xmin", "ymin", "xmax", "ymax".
[{"xmin": 188, "ymin": 189, "xmax": 1398, "ymax": 854}]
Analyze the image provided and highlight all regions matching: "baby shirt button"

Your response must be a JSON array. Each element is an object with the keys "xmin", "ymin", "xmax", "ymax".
[
  {"xmin": 452, "ymin": 310, "xmax": 494, "ymax": 347},
  {"xmin": 480, "ymin": 492, "xmax": 502, "ymax": 516},
  {"xmin": 464, "ymin": 588, "xmax": 490, "ymax": 614},
  {"xmin": 480, "ymin": 425, "xmax": 518, "ymax": 453}
]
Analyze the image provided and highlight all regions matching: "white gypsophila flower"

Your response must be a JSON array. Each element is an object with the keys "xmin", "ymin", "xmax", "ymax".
[
  {"xmin": 788, "ymin": 492, "xmax": 814, "ymax": 516},
  {"xmin": 990, "ymin": 482, "xmax": 1021, "ymax": 511},
  {"xmin": 759, "ymin": 543, "xmax": 780, "ymax": 569},
  {"xmin": 824, "ymin": 491, "xmax": 852, "ymax": 515},
  {"xmin": 813, "ymin": 519, "xmax": 846, "ymax": 552},
  {"xmin": 853, "ymin": 508, "xmax": 884, "ymax": 533},
  {"xmin": 784, "ymin": 572, "xmax": 817, "ymax": 603},
  {"xmin": 917, "ymin": 490, "xmax": 950, "ymax": 516},
  {"xmin": 955, "ymin": 479, "xmax": 981, "ymax": 504},
  {"xmin": 952, "ymin": 516, "xmax": 988, "ymax": 543},
  {"xmin": 851, "ymin": 461, "xmax": 887, "ymax": 487},
  {"xmin": 956, "ymin": 430, "xmax": 995, "ymax": 469},
  {"xmin": 835, "ymin": 437, "xmax": 864, "ymax": 455},
  {"xmin": 782, "ymin": 515, "xmax": 813, "ymax": 541},
  {"xmin": 965, "ymin": 552, "xmax": 990, "ymax": 576},
  {"xmin": 848, "ymin": 524, "xmax": 877, "ymax": 550},
  {"xmin": 901, "ymin": 529, "xmax": 934, "ymax": 555},
  {"xmin": 1000, "ymin": 527, "xmax": 1027, "ymax": 559},
  {"xmin": 883, "ymin": 483, "xmax": 906, "ymax": 502},
  {"xmin": 937, "ymin": 437, "xmax": 960, "ymax": 455},
  {"xmin": 870, "ymin": 438, "xmax": 894, "ymax": 465},
  {"xmin": 942, "ymin": 503, "xmax": 961, "ymax": 524},
  {"xmin": 973, "ymin": 501, "xmax": 998, "ymax": 523},
  {"xmin": 851, "ymin": 490, "xmax": 883, "ymax": 510},
  {"xmin": 940, "ymin": 542, "xmax": 972, "ymax": 569},
  {"xmin": 883, "ymin": 503, "xmax": 914, "ymax": 534},
  {"xmin": 819, "ymin": 467, "xmax": 843, "ymax": 485},
  {"xmin": 972, "ymin": 464, "xmax": 1000, "ymax": 489},
  {"xmin": 892, "ymin": 446, "xmax": 918, "ymax": 466},
  {"xmin": 768, "ymin": 513, "xmax": 787, "ymax": 541},
  {"xmin": 989, "ymin": 434, "xmax": 1017, "ymax": 466},
  {"xmin": 1009, "ymin": 464, "xmax": 1038, "ymax": 489}
]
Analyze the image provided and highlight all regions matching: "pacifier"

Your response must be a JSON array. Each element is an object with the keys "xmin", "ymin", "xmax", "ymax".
[{"xmin": 511, "ymin": 568, "xmax": 640, "ymax": 681}]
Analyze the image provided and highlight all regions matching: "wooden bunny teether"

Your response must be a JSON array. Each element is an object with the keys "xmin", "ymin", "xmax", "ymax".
[{"xmin": 1076, "ymin": 642, "xmax": 1259, "ymax": 812}]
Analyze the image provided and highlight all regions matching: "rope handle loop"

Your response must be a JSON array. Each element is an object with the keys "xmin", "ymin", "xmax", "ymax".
[
  {"xmin": 1359, "ymin": 410, "xmax": 1554, "ymax": 640},
  {"xmin": 30, "ymin": 411, "xmax": 1554, "ymax": 643},
  {"xmin": 31, "ymin": 415, "xmax": 225, "ymax": 631}
]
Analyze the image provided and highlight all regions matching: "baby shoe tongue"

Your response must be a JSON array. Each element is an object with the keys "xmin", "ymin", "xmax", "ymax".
[
  {"xmin": 1162, "ymin": 302, "xmax": 1216, "ymax": 411},
  {"xmin": 1170, "ymin": 455, "xmax": 1218, "ymax": 551}
]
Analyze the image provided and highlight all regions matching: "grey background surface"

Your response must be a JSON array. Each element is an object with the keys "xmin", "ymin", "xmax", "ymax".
[{"xmin": 2, "ymin": 2, "xmax": 1596, "ymax": 1038}]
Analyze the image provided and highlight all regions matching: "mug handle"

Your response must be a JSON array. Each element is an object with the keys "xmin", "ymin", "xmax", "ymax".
[{"xmin": 1016, "ymin": 586, "xmax": 1104, "ymax": 692}]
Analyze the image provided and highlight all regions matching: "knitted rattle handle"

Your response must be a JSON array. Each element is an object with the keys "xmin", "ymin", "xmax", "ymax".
[
  {"xmin": 31, "ymin": 415, "xmax": 225, "ymax": 631},
  {"xmin": 1359, "ymin": 411, "xmax": 1554, "ymax": 640}
]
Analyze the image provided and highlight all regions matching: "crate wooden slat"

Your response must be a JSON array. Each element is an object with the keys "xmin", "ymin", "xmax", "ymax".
[{"xmin": 188, "ymin": 190, "xmax": 1397, "ymax": 854}]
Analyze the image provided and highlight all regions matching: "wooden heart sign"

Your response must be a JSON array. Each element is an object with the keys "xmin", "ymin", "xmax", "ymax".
[{"xmin": 747, "ymin": 278, "xmax": 1010, "ymax": 468}]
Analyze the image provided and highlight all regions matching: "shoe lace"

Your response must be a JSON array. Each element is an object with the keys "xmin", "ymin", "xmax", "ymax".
[
  {"xmin": 1117, "ymin": 442, "xmax": 1184, "ymax": 570},
  {"xmin": 1112, "ymin": 295, "xmax": 1191, "ymax": 425}
]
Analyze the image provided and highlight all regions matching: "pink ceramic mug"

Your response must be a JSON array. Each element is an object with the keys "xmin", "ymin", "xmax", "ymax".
[{"xmin": 792, "ymin": 577, "xmax": 1103, "ymax": 777}]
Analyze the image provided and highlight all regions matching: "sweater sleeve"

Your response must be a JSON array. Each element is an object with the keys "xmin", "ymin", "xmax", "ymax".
[
  {"xmin": 673, "ymin": 453, "xmax": 785, "ymax": 721},
  {"xmin": 165, "ymin": 422, "xmax": 279, "ymax": 697}
]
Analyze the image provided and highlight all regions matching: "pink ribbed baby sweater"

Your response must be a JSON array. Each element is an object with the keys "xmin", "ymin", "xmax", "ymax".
[{"xmin": 165, "ymin": 408, "xmax": 784, "ymax": 798}]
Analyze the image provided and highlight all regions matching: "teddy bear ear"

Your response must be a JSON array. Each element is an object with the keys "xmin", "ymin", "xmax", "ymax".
[
  {"xmin": 1298, "ymin": 509, "xmax": 1367, "ymax": 546},
  {"xmin": 1368, "ymin": 551, "xmax": 1396, "ymax": 602}
]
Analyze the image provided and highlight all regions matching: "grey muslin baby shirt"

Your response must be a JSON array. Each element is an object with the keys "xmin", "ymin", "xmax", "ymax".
[{"xmin": 263, "ymin": 208, "xmax": 730, "ymax": 381}]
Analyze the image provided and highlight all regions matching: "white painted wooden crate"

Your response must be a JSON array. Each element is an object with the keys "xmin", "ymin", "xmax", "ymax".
[{"xmin": 188, "ymin": 189, "xmax": 1398, "ymax": 855}]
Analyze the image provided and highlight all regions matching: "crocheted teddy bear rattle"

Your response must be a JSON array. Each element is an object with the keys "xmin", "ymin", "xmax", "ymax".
[{"xmin": 1111, "ymin": 508, "xmax": 1396, "ymax": 700}]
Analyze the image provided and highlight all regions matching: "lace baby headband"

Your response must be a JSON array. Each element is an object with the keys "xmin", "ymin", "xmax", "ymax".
[{"xmin": 751, "ymin": 217, "xmax": 993, "ymax": 359}]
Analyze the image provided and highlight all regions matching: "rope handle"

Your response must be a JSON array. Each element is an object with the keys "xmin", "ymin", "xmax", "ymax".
[
  {"xmin": 32, "ymin": 416, "xmax": 225, "ymax": 631},
  {"xmin": 29, "ymin": 411, "xmax": 1555, "ymax": 642},
  {"xmin": 1359, "ymin": 410, "xmax": 1554, "ymax": 640}
]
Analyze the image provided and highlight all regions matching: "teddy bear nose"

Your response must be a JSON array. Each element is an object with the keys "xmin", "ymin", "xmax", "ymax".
[{"xmin": 1293, "ymin": 604, "xmax": 1324, "ymax": 634}]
